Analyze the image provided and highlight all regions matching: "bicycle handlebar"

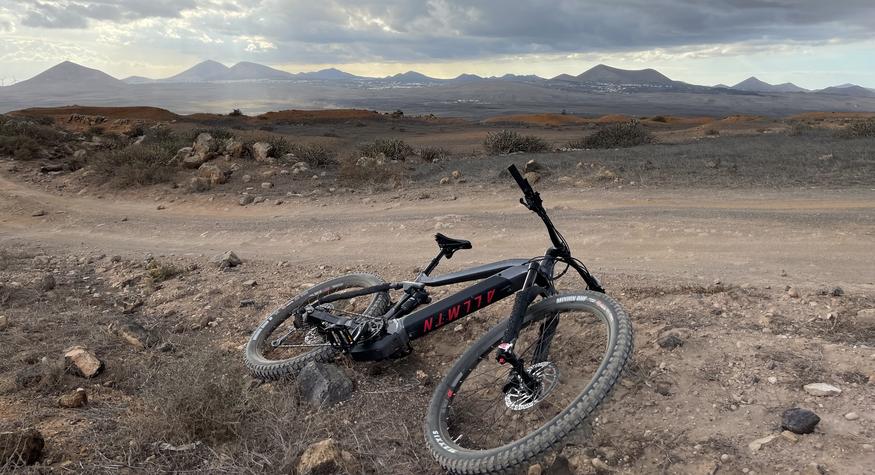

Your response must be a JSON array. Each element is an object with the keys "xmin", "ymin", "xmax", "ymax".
[{"xmin": 507, "ymin": 164, "xmax": 567, "ymax": 254}]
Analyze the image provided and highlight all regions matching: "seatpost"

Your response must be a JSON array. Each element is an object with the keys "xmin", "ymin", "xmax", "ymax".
[{"xmin": 418, "ymin": 249, "xmax": 446, "ymax": 279}]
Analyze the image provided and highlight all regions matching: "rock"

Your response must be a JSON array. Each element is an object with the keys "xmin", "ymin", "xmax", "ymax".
[
  {"xmin": 803, "ymin": 383, "xmax": 841, "ymax": 397},
  {"xmin": 117, "ymin": 320, "xmax": 158, "ymax": 349},
  {"xmin": 747, "ymin": 434, "xmax": 779, "ymax": 452},
  {"xmin": 527, "ymin": 463, "xmax": 543, "ymax": 475},
  {"xmin": 241, "ymin": 174, "xmax": 252, "ymax": 183},
  {"xmin": 439, "ymin": 177, "xmax": 450, "ymax": 185},
  {"xmin": 451, "ymin": 170, "xmax": 462, "ymax": 179},
  {"xmin": 780, "ymin": 430, "xmax": 799, "ymax": 442},
  {"xmin": 242, "ymin": 279, "xmax": 257, "ymax": 287},
  {"xmin": 253, "ymin": 196, "xmax": 266, "ymax": 204},
  {"xmin": 802, "ymin": 463, "xmax": 825, "ymax": 475},
  {"xmin": 296, "ymin": 438, "xmax": 358, "ymax": 475},
  {"xmin": 188, "ymin": 176, "xmax": 211, "ymax": 192},
  {"xmin": 182, "ymin": 153, "xmax": 208, "ymax": 169},
  {"xmin": 781, "ymin": 408, "xmax": 820, "ymax": 434},
  {"xmin": 844, "ymin": 412, "xmax": 860, "ymax": 421},
  {"xmin": 73, "ymin": 149, "xmax": 87, "ymax": 160},
  {"xmin": 40, "ymin": 163, "xmax": 64, "ymax": 173},
  {"xmin": 720, "ymin": 453, "xmax": 731, "ymax": 462},
  {"xmin": 215, "ymin": 250, "xmax": 242, "ymax": 268},
  {"xmin": 0, "ymin": 428, "xmax": 44, "ymax": 465},
  {"xmin": 657, "ymin": 333, "xmax": 683, "ymax": 350},
  {"xmin": 224, "ymin": 139, "xmax": 244, "ymax": 158},
  {"xmin": 415, "ymin": 370, "xmax": 430, "ymax": 385},
  {"xmin": 64, "ymin": 345, "xmax": 103, "ymax": 378},
  {"xmin": 251, "ymin": 142, "xmax": 272, "ymax": 162},
  {"xmin": 192, "ymin": 133, "xmax": 216, "ymax": 160},
  {"xmin": 297, "ymin": 361, "xmax": 354, "ymax": 406},
  {"xmin": 172, "ymin": 147, "xmax": 192, "ymax": 165},
  {"xmin": 654, "ymin": 381, "xmax": 671, "ymax": 396},
  {"xmin": 0, "ymin": 315, "xmax": 7, "ymax": 331},
  {"xmin": 591, "ymin": 458, "xmax": 614, "ymax": 472},
  {"xmin": 58, "ymin": 388, "xmax": 88, "ymax": 408},
  {"xmin": 829, "ymin": 287, "xmax": 843, "ymax": 297},
  {"xmin": 261, "ymin": 182, "xmax": 273, "ymax": 189},
  {"xmin": 523, "ymin": 171, "xmax": 541, "ymax": 184},
  {"xmin": 320, "ymin": 232, "xmax": 341, "ymax": 242},
  {"xmin": 239, "ymin": 195, "xmax": 255, "ymax": 206},
  {"xmin": 156, "ymin": 341, "xmax": 174, "ymax": 353},
  {"xmin": 524, "ymin": 159, "xmax": 543, "ymax": 173},
  {"xmin": 787, "ymin": 287, "xmax": 800, "ymax": 298},
  {"xmin": 36, "ymin": 273, "xmax": 56, "ymax": 291},
  {"xmin": 32, "ymin": 209, "xmax": 47, "ymax": 217},
  {"xmin": 198, "ymin": 163, "xmax": 230, "ymax": 185}
]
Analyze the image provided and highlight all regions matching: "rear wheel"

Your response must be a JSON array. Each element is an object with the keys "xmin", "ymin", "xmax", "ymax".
[
  {"xmin": 425, "ymin": 292, "xmax": 633, "ymax": 474},
  {"xmin": 244, "ymin": 273, "xmax": 389, "ymax": 380}
]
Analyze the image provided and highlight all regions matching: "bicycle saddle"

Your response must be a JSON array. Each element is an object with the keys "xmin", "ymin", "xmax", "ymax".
[{"xmin": 435, "ymin": 233, "xmax": 472, "ymax": 257}]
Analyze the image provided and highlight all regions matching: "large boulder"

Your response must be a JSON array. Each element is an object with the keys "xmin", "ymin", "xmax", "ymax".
[
  {"xmin": 192, "ymin": 133, "xmax": 216, "ymax": 159},
  {"xmin": 224, "ymin": 139, "xmax": 244, "ymax": 158},
  {"xmin": 297, "ymin": 361, "xmax": 354, "ymax": 406},
  {"xmin": 198, "ymin": 163, "xmax": 231, "ymax": 186},
  {"xmin": 251, "ymin": 142, "xmax": 273, "ymax": 162},
  {"xmin": 0, "ymin": 428, "xmax": 44, "ymax": 465}
]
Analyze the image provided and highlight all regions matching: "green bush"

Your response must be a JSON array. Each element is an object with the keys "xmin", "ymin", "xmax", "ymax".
[
  {"xmin": 90, "ymin": 145, "xmax": 178, "ymax": 188},
  {"xmin": 483, "ymin": 130, "xmax": 549, "ymax": 155},
  {"xmin": 359, "ymin": 138, "xmax": 414, "ymax": 161},
  {"xmin": 835, "ymin": 120, "xmax": 875, "ymax": 139},
  {"xmin": 569, "ymin": 122, "xmax": 652, "ymax": 149}
]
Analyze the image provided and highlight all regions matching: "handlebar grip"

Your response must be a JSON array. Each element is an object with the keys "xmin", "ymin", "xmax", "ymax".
[{"xmin": 507, "ymin": 165, "xmax": 533, "ymax": 195}]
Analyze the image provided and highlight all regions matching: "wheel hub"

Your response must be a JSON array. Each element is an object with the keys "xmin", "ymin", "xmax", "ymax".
[{"xmin": 504, "ymin": 361, "xmax": 559, "ymax": 410}]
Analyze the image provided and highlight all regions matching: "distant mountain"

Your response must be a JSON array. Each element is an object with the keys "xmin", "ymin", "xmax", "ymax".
[
  {"xmin": 296, "ymin": 68, "xmax": 362, "ymax": 80},
  {"xmin": 386, "ymin": 71, "xmax": 441, "ymax": 83},
  {"xmin": 731, "ymin": 77, "xmax": 808, "ymax": 93},
  {"xmin": 123, "ymin": 75, "xmax": 155, "ymax": 84},
  {"xmin": 9, "ymin": 61, "xmax": 127, "ymax": 92},
  {"xmin": 551, "ymin": 73, "xmax": 578, "ymax": 82},
  {"xmin": 817, "ymin": 85, "xmax": 875, "ymax": 98},
  {"xmin": 714, "ymin": 84, "xmax": 730, "ymax": 88},
  {"xmin": 573, "ymin": 64, "xmax": 674, "ymax": 85},
  {"xmin": 226, "ymin": 62, "xmax": 294, "ymax": 81},
  {"xmin": 452, "ymin": 73, "xmax": 483, "ymax": 82},
  {"xmin": 498, "ymin": 73, "xmax": 544, "ymax": 82},
  {"xmin": 164, "ymin": 60, "xmax": 230, "ymax": 82}
]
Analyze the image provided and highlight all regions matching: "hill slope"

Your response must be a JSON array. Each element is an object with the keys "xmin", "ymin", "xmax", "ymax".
[
  {"xmin": 9, "ymin": 61, "xmax": 128, "ymax": 92},
  {"xmin": 732, "ymin": 77, "xmax": 808, "ymax": 93},
  {"xmin": 574, "ymin": 64, "xmax": 674, "ymax": 85}
]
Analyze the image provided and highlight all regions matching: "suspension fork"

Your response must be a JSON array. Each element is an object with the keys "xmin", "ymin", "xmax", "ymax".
[{"xmin": 496, "ymin": 261, "xmax": 547, "ymax": 388}]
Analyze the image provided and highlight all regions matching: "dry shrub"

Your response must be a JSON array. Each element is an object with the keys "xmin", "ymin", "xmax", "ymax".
[
  {"xmin": 338, "ymin": 154, "xmax": 405, "ymax": 187},
  {"xmin": 418, "ymin": 146, "xmax": 450, "ymax": 162},
  {"xmin": 0, "ymin": 135, "xmax": 41, "ymax": 160},
  {"xmin": 359, "ymin": 138, "xmax": 413, "ymax": 161},
  {"xmin": 291, "ymin": 143, "xmax": 336, "ymax": 167},
  {"xmin": 569, "ymin": 122, "xmax": 652, "ymax": 149},
  {"xmin": 484, "ymin": 130, "xmax": 549, "ymax": 155},
  {"xmin": 705, "ymin": 128, "xmax": 720, "ymax": 136},
  {"xmin": 835, "ymin": 120, "xmax": 875, "ymax": 138},
  {"xmin": 142, "ymin": 126, "xmax": 192, "ymax": 155},
  {"xmin": 90, "ymin": 145, "xmax": 178, "ymax": 188}
]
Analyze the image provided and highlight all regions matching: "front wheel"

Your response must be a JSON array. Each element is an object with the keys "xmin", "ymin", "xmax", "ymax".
[{"xmin": 424, "ymin": 291, "xmax": 633, "ymax": 474}]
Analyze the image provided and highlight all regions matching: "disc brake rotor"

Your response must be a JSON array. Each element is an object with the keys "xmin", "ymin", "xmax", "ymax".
[{"xmin": 504, "ymin": 362, "xmax": 560, "ymax": 411}]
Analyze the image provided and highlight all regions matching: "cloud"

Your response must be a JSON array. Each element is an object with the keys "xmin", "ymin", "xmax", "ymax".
[
  {"xmin": 2, "ymin": 0, "xmax": 874, "ymax": 66},
  {"xmin": 15, "ymin": 0, "xmax": 198, "ymax": 29}
]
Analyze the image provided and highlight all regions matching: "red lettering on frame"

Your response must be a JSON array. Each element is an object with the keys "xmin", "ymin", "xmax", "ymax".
[
  {"xmin": 437, "ymin": 312, "xmax": 444, "ymax": 327},
  {"xmin": 464, "ymin": 299, "xmax": 472, "ymax": 313},
  {"xmin": 474, "ymin": 295, "xmax": 482, "ymax": 308},
  {"xmin": 487, "ymin": 289, "xmax": 496, "ymax": 303},
  {"xmin": 448, "ymin": 305, "xmax": 461, "ymax": 321},
  {"xmin": 423, "ymin": 318, "xmax": 433, "ymax": 333}
]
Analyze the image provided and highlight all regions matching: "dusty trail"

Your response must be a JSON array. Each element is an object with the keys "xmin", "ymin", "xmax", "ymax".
[{"xmin": 2, "ymin": 173, "xmax": 873, "ymax": 291}]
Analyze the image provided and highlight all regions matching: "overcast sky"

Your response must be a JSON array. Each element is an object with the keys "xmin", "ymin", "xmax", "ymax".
[{"xmin": 1, "ymin": 0, "xmax": 874, "ymax": 88}]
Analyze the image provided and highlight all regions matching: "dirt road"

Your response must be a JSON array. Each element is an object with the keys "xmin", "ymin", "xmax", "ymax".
[{"xmin": 2, "ymin": 173, "xmax": 873, "ymax": 292}]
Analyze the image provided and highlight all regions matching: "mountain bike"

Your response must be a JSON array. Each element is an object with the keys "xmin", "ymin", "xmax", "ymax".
[{"xmin": 244, "ymin": 164, "xmax": 633, "ymax": 474}]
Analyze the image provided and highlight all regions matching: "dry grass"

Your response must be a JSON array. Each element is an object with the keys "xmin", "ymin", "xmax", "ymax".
[
  {"xmin": 569, "ymin": 121, "xmax": 653, "ymax": 149},
  {"xmin": 359, "ymin": 138, "xmax": 414, "ymax": 161},
  {"xmin": 483, "ymin": 130, "xmax": 549, "ymax": 155},
  {"xmin": 89, "ymin": 145, "xmax": 179, "ymax": 188}
]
